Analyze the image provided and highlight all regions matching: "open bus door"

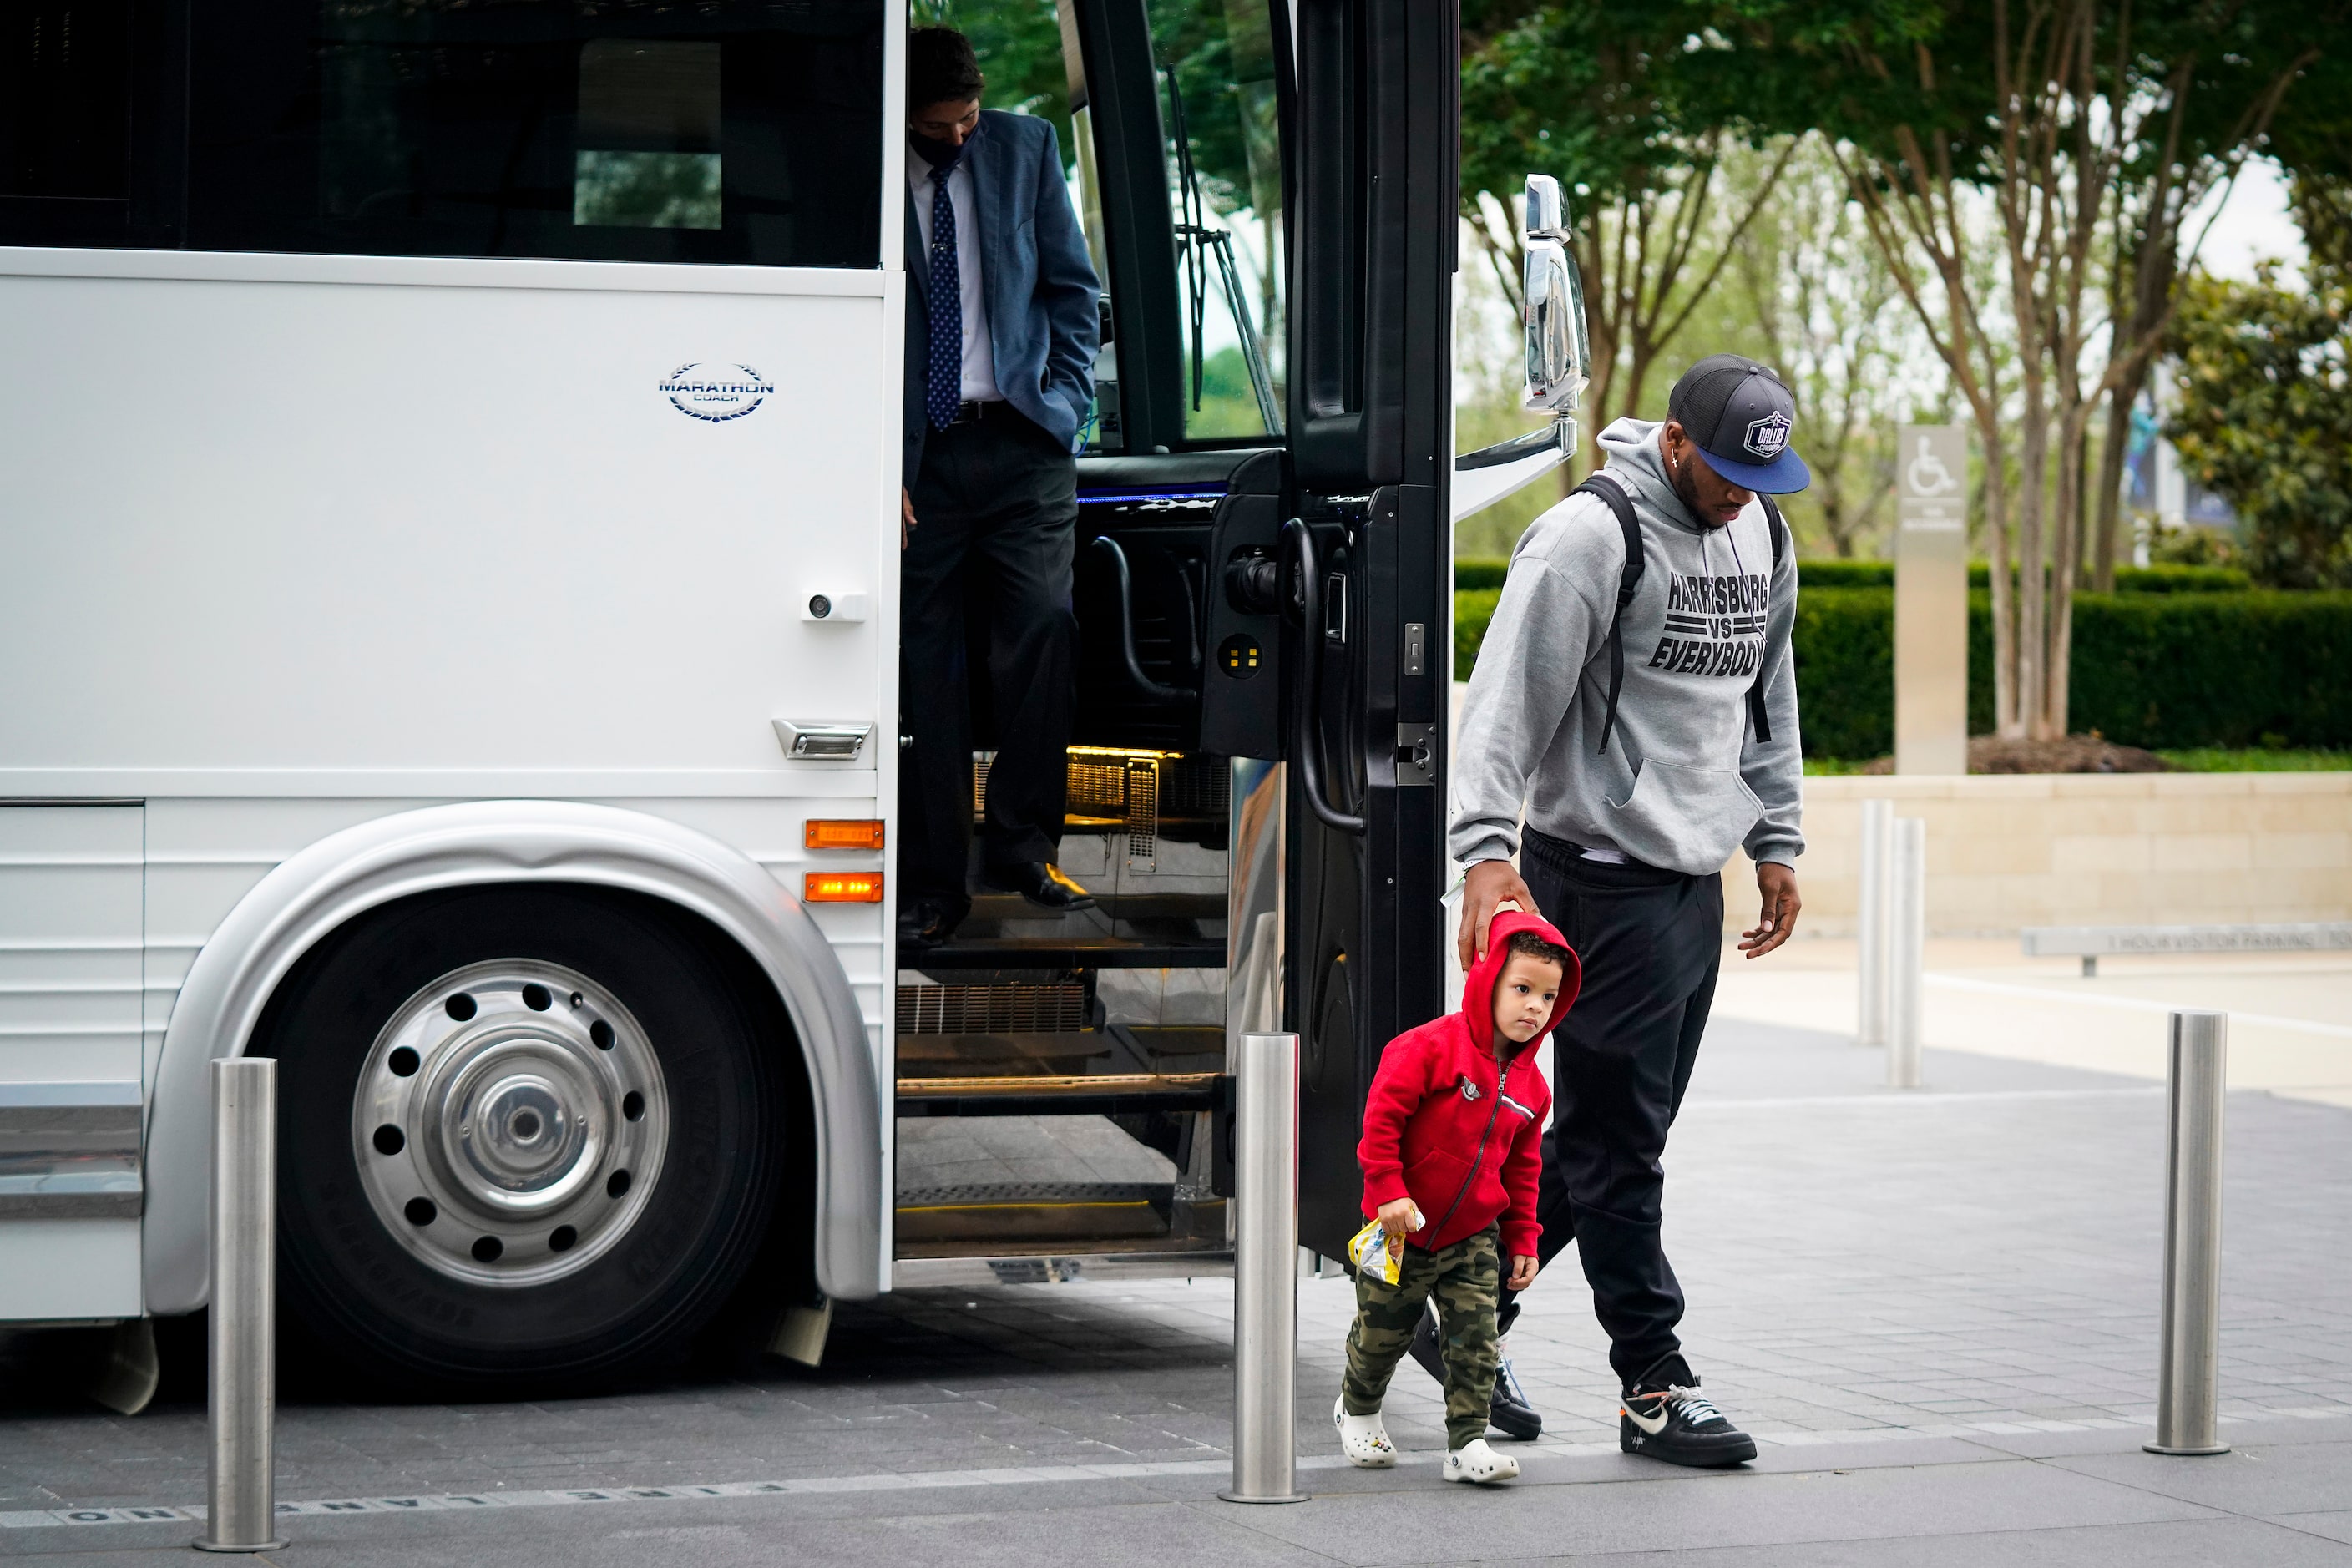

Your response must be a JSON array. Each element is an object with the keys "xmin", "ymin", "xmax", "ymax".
[{"xmin": 891, "ymin": 0, "xmax": 1461, "ymax": 1277}]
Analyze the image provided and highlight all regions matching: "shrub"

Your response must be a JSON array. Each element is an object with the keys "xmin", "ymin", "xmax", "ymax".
[
  {"xmin": 1454, "ymin": 589, "xmax": 1500, "ymax": 681},
  {"xmin": 2066, "ymin": 592, "xmax": 2352, "ymax": 748},
  {"xmin": 1465, "ymin": 559, "xmax": 2248, "ymax": 593},
  {"xmin": 1451, "ymin": 586, "xmax": 2352, "ymax": 751},
  {"xmin": 1792, "ymin": 588, "xmax": 1895, "ymax": 758}
]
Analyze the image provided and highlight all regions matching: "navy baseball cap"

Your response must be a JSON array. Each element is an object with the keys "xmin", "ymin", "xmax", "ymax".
[{"xmin": 1667, "ymin": 354, "xmax": 1812, "ymax": 493}]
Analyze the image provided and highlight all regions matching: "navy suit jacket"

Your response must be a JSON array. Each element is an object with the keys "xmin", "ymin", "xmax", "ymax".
[{"xmin": 903, "ymin": 110, "xmax": 1100, "ymax": 485}]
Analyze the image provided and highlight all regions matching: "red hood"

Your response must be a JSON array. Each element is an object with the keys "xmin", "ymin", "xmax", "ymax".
[{"xmin": 1464, "ymin": 908, "xmax": 1581, "ymax": 1055}]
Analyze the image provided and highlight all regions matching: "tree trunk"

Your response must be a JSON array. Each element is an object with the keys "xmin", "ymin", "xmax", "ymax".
[
  {"xmin": 1980, "ymin": 415, "xmax": 2019, "ymax": 739},
  {"xmin": 2049, "ymin": 401, "xmax": 2090, "ymax": 736},
  {"xmin": 2014, "ymin": 397, "xmax": 2050, "ymax": 741}
]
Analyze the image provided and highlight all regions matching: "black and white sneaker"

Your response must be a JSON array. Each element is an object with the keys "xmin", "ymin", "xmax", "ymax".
[
  {"xmin": 1618, "ymin": 1355, "xmax": 1757, "ymax": 1467},
  {"xmin": 1408, "ymin": 1302, "xmax": 1544, "ymax": 1441}
]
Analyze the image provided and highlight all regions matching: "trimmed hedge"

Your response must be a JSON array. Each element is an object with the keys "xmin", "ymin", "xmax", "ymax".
[
  {"xmin": 1454, "ymin": 559, "xmax": 2248, "ymax": 594},
  {"xmin": 1455, "ymin": 589, "xmax": 1500, "ymax": 683},
  {"xmin": 1453, "ymin": 585, "xmax": 2352, "ymax": 751}
]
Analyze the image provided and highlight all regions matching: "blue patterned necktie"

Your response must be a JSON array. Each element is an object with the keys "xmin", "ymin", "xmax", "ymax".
[{"xmin": 925, "ymin": 159, "xmax": 963, "ymax": 431}]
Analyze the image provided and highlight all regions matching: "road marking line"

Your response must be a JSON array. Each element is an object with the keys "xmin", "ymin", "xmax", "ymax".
[
  {"xmin": 7, "ymin": 1404, "xmax": 2346, "ymax": 1527},
  {"xmin": 1682, "ymin": 1086, "xmax": 2162, "ymax": 1111},
  {"xmin": 1925, "ymin": 974, "xmax": 2352, "ymax": 1039}
]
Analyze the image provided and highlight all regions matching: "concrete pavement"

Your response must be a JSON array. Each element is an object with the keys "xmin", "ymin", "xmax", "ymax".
[{"xmin": 3, "ymin": 976, "xmax": 2348, "ymax": 1565}]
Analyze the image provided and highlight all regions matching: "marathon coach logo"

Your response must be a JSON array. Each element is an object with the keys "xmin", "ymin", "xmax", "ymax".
[
  {"xmin": 661, "ymin": 362, "xmax": 773, "ymax": 422},
  {"xmin": 1743, "ymin": 410, "xmax": 1792, "ymax": 461}
]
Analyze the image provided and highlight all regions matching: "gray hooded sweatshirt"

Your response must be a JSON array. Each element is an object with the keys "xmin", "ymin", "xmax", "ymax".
[{"xmin": 1449, "ymin": 417, "xmax": 1804, "ymax": 877}]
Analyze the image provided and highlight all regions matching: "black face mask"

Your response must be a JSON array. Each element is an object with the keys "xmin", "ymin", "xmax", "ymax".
[{"xmin": 910, "ymin": 129, "xmax": 969, "ymax": 170}]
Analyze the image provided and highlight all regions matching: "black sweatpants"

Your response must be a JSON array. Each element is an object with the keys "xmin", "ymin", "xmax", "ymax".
[
  {"xmin": 1499, "ymin": 827, "xmax": 1723, "ymax": 1383},
  {"xmin": 898, "ymin": 412, "xmax": 1079, "ymax": 923}
]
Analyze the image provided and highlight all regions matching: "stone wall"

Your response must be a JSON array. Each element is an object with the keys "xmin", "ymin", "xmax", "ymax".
[{"xmin": 1725, "ymin": 772, "xmax": 2352, "ymax": 938}]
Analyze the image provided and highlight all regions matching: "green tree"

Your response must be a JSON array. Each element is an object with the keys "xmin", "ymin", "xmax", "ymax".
[
  {"xmin": 2166, "ymin": 177, "xmax": 2352, "ymax": 588},
  {"xmin": 1751, "ymin": 0, "xmax": 2330, "ymax": 738},
  {"xmin": 1459, "ymin": 2, "xmax": 1797, "ymax": 465}
]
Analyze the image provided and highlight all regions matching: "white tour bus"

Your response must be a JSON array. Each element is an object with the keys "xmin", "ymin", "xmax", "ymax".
[{"xmin": 0, "ymin": 0, "xmax": 1584, "ymax": 1390}]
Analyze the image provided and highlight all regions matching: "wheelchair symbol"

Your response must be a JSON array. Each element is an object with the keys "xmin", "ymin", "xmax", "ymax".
[{"xmin": 1907, "ymin": 436, "xmax": 1960, "ymax": 498}]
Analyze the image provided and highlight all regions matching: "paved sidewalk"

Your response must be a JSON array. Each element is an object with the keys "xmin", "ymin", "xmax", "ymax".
[
  {"xmin": 3, "ymin": 1016, "xmax": 2348, "ymax": 1565},
  {"xmin": 1710, "ymin": 938, "xmax": 2352, "ymax": 1108}
]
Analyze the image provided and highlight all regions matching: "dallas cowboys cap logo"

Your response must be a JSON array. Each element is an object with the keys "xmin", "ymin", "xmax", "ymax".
[{"xmin": 1744, "ymin": 410, "xmax": 1792, "ymax": 460}]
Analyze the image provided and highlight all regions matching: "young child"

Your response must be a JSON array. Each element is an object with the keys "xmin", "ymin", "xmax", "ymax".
[{"xmin": 1335, "ymin": 909, "xmax": 1579, "ymax": 1485}]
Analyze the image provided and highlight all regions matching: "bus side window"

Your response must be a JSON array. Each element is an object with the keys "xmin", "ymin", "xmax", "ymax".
[
  {"xmin": 0, "ymin": 0, "xmax": 134, "ymax": 244},
  {"xmin": 185, "ymin": 0, "xmax": 885, "ymax": 268}
]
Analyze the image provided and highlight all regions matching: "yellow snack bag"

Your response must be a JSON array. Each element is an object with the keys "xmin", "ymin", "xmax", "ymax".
[{"xmin": 1348, "ymin": 1215, "xmax": 1404, "ymax": 1286}]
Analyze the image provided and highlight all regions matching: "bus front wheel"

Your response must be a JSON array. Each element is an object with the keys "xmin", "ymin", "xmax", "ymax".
[{"xmin": 255, "ymin": 884, "xmax": 788, "ymax": 1390}]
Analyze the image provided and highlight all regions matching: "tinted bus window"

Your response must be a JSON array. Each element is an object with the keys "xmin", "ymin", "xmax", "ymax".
[
  {"xmin": 1, "ymin": 2, "xmax": 129, "ymax": 200},
  {"xmin": 187, "ymin": 0, "xmax": 883, "ymax": 267}
]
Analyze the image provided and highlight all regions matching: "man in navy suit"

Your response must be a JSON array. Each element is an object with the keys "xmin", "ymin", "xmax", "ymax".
[{"xmin": 898, "ymin": 27, "xmax": 1101, "ymax": 948}]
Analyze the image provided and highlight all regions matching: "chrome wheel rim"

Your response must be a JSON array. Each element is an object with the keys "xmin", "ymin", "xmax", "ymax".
[{"xmin": 353, "ymin": 959, "xmax": 667, "ymax": 1287}]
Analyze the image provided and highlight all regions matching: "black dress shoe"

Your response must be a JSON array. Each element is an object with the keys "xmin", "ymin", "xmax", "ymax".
[
  {"xmin": 1409, "ymin": 1302, "xmax": 1544, "ymax": 1440},
  {"xmin": 980, "ymin": 861, "xmax": 1097, "ymax": 910},
  {"xmin": 896, "ymin": 900, "xmax": 957, "ymax": 949}
]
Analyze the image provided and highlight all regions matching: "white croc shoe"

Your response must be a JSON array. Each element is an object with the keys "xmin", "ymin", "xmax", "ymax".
[
  {"xmin": 1333, "ymin": 1395, "xmax": 1398, "ymax": 1468},
  {"xmin": 1442, "ymin": 1438, "xmax": 1521, "ymax": 1485}
]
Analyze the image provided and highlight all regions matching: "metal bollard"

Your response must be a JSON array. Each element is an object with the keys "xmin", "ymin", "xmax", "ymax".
[
  {"xmin": 1886, "ymin": 817, "xmax": 1925, "ymax": 1089},
  {"xmin": 1857, "ymin": 799, "xmax": 1894, "ymax": 1047},
  {"xmin": 1221, "ymin": 1032, "xmax": 1307, "ymax": 1504},
  {"xmin": 2147, "ymin": 1010, "xmax": 2230, "ymax": 1456},
  {"xmin": 195, "ymin": 1057, "xmax": 286, "ymax": 1553}
]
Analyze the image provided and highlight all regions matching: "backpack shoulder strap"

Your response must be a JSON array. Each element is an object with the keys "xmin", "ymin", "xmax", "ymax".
[
  {"xmin": 1572, "ymin": 473, "xmax": 1642, "ymax": 756},
  {"xmin": 1746, "ymin": 496, "xmax": 1789, "ymax": 744}
]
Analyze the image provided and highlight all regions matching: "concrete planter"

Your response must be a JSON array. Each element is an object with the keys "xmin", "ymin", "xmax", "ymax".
[{"xmin": 1726, "ymin": 772, "xmax": 2352, "ymax": 938}]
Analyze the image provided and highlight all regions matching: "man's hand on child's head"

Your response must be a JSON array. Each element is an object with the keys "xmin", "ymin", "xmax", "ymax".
[
  {"xmin": 1507, "ymin": 1255, "xmax": 1539, "ymax": 1291},
  {"xmin": 1378, "ymin": 1197, "xmax": 1422, "ymax": 1239},
  {"xmin": 1459, "ymin": 859, "xmax": 1539, "ymax": 971}
]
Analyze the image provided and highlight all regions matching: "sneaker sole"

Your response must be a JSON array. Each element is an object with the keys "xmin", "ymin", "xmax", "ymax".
[{"xmin": 1619, "ymin": 1430, "xmax": 1758, "ymax": 1467}]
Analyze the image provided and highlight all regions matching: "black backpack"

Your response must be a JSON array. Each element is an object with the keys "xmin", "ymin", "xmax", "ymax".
[{"xmin": 1573, "ymin": 472, "xmax": 1786, "ymax": 756}]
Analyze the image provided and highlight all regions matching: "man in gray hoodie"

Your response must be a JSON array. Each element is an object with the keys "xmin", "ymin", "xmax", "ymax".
[{"xmin": 1426, "ymin": 354, "xmax": 1808, "ymax": 1467}]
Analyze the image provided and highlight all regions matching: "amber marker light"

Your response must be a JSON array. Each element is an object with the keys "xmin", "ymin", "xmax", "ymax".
[
  {"xmin": 803, "ymin": 871, "xmax": 884, "ymax": 903},
  {"xmin": 805, "ymin": 819, "xmax": 886, "ymax": 850}
]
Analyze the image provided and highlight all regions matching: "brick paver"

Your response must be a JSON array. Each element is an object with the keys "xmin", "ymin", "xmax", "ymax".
[{"xmin": 3, "ymin": 1019, "xmax": 2347, "ymax": 1564}]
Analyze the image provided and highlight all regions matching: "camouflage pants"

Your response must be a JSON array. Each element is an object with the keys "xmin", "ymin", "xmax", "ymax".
[{"xmin": 1341, "ymin": 1224, "xmax": 1500, "ymax": 1449}]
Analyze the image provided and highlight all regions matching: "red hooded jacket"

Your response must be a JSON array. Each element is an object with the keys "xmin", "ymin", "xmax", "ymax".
[{"xmin": 1357, "ymin": 909, "xmax": 1580, "ymax": 1258}]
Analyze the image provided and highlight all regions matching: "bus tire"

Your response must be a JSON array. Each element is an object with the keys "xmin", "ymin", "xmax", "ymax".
[{"xmin": 254, "ymin": 883, "xmax": 787, "ymax": 1391}]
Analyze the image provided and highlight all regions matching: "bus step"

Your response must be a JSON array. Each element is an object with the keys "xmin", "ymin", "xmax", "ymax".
[
  {"xmin": 895, "ymin": 1071, "xmax": 1226, "ymax": 1118},
  {"xmin": 903, "ymin": 937, "xmax": 1225, "ymax": 969},
  {"xmin": 894, "ymin": 1181, "xmax": 1174, "ymax": 1243}
]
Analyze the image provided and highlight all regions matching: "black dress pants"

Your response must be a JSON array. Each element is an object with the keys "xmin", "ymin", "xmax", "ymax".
[
  {"xmin": 1499, "ymin": 827, "xmax": 1723, "ymax": 1383},
  {"xmin": 898, "ymin": 411, "xmax": 1079, "ymax": 923}
]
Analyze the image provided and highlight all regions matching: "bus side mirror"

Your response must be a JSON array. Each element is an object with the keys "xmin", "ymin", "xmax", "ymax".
[{"xmin": 1521, "ymin": 174, "xmax": 1590, "ymax": 415}]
